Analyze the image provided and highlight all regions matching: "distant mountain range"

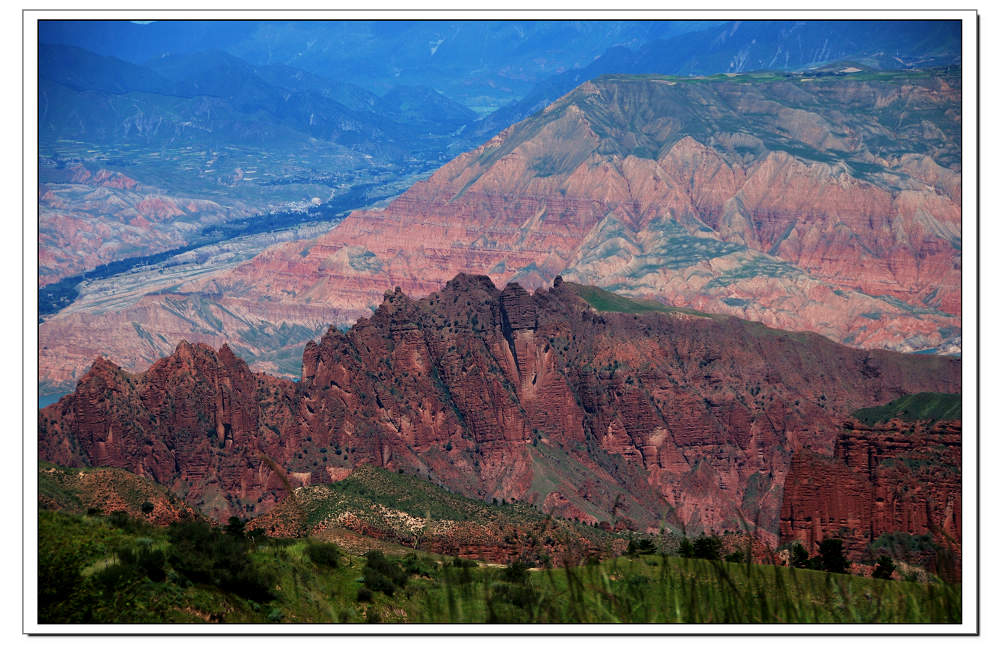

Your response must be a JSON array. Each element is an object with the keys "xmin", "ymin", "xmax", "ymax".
[
  {"xmin": 39, "ymin": 20, "xmax": 711, "ymax": 112},
  {"xmin": 471, "ymin": 20, "xmax": 962, "ymax": 139},
  {"xmin": 39, "ymin": 43, "xmax": 473, "ymax": 150},
  {"xmin": 39, "ymin": 66, "xmax": 962, "ymax": 395}
]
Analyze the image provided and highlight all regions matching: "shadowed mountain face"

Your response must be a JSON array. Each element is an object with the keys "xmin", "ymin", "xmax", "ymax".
[{"xmin": 39, "ymin": 275, "xmax": 960, "ymax": 541}]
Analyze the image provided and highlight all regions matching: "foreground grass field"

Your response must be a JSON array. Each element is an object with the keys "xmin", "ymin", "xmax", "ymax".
[{"xmin": 39, "ymin": 510, "xmax": 960, "ymax": 624}]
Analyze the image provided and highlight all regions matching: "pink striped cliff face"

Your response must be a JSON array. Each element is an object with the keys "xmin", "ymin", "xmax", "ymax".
[{"xmin": 38, "ymin": 72, "xmax": 961, "ymax": 396}]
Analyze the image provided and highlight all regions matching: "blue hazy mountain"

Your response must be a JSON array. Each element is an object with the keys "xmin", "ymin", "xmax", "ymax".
[
  {"xmin": 472, "ymin": 19, "xmax": 962, "ymax": 139},
  {"xmin": 38, "ymin": 43, "xmax": 182, "ymax": 96},
  {"xmin": 38, "ymin": 20, "xmax": 712, "ymax": 113},
  {"xmin": 39, "ymin": 43, "xmax": 473, "ymax": 154}
]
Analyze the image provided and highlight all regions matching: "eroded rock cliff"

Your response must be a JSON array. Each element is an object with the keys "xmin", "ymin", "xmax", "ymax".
[{"xmin": 40, "ymin": 276, "xmax": 960, "ymax": 541}]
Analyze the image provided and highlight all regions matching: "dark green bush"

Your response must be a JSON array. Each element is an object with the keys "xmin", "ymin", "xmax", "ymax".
[
  {"xmin": 118, "ymin": 544, "xmax": 167, "ymax": 583},
  {"xmin": 402, "ymin": 553, "xmax": 434, "ymax": 576},
  {"xmin": 873, "ymin": 555, "xmax": 896, "ymax": 580},
  {"xmin": 362, "ymin": 568, "xmax": 397, "ymax": 596},
  {"xmin": 501, "ymin": 560, "xmax": 530, "ymax": 584},
  {"xmin": 361, "ymin": 551, "xmax": 409, "ymax": 596},
  {"xmin": 305, "ymin": 541, "xmax": 342, "ymax": 569},
  {"xmin": 790, "ymin": 543, "xmax": 810, "ymax": 568},
  {"xmin": 166, "ymin": 518, "xmax": 275, "ymax": 601},
  {"xmin": 487, "ymin": 581, "xmax": 539, "ymax": 622},
  {"xmin": 626, "ymin": 537, "xmax": 658, "ymax": 556},
  {"xmin": 692, "ymin": 535, "xmax": 722, "ymax": 560},
  {"xmin": 819, "ymin": 538, "xmax": 850, "ymax": 574},
  {"xmin": 108, "ymin": 510, "xmax": 133, "ymax": 529},
  {"xmin": 224, "ymin": 516, "xmax": 246, "ymax": 537}
]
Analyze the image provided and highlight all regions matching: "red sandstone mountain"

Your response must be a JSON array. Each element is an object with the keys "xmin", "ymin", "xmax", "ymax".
[
  {"xmin": 38, "ymin": 69, "xmax": 961, "ymax": 393},
  {"xmin": 780, "ymin": 415, "xmax": 961, "ymax": 575},
  {"xmin": 207, "ymin": 70, "xmax": 961, "ymax": 350},
  {"xmin": 39, "ymin": 275, "xmax": 960, "ymax": 543}
]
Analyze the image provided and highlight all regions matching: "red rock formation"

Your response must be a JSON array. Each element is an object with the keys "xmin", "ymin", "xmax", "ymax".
[
  {"xmin": 779, "ymin": 418, "xmax": 961, "ymax": 575},
  {"xmin": 39, "ymin": 276, "xmax": 960, "ymax": 541}
]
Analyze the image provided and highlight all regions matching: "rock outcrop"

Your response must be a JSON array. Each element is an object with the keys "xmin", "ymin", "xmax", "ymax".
[
  {"xmin": 779, "ymin": 417, "xmax": 961, "ymax": 575},
  {"xmin": 39, "ymin": 276, "xmax": 960, "ymax": 543}
]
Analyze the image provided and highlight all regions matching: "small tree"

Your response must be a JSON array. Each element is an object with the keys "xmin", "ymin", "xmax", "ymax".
[
  {"xmin": 790, "ymin": 543, "xmax": 810, "ymax": 568},
  {"xmin": 224, "ymin": 516, "xmax": 246, "ymax": 537},
  {"xmin": 872, "ymin": 555, "xmax": 896, "ymax": 580},
  {"xmin": 626, "ymin": 538, "xmax": 656, "ymax": 557},
  {"xmin": 818, "ymin": 538, "xmax": 849, "ymax": 574},
  {"xmin": 501, "ymin": 559, "xmax": 531, "ymax": 584},
  {"xmin": 140, "ymin": 501, "xmax": 155, "ymax": 516},
  {"xmin": 692, "ymin": 535, "xmax": 722, "ymax": 560}
]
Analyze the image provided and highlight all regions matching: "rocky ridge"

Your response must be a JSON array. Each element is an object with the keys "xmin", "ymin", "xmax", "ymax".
[{"xmin": 39, "ymin": 276, "xmax": 960, "ymax": 542}]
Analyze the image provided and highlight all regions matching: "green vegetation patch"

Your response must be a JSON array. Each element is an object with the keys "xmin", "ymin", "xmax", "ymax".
[
  {"xmin": 348, "ymin": 249, "xmax": 384, "ymax": 273},
  {"xmin": 38, "ymin": 509, "xmax": 960, "ymax": 624},
  {"xmin": 851, "ymin": 392, "xmax": 961, "ymax": 426},
  {"xmin": 566, "ymin": 282, "xmax": 712, "ymax": 317},
  {"xmin": 704, "ymin": 256, "xmax": 804, "ymax": 289}
]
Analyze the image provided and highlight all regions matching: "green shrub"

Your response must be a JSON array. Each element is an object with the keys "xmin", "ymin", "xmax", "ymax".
[
  {"xmin": 626, "ymin": 537, "xmax": 658, "ymax": 556},
  {"xmin": 790, "ymin": 543, "xmax": 810, "ymax": 568},
  {"xmin": 487, "ymin": 581, "xmax": 539, "ymax": 623},
  {"xmin": 819, "ymin": 538, "xmax": 850, "ymax": 574},
  {"xmin": 692, "ymin": 535, "xmax": 722, "ymax": 560},
  {"xmin": 361, "ymin": 551, "xmax": 409, "ymax": 596},
  {"xmin": 873, "ymin": 555, "xmax": 896, "ymax": 580},
  {"xmin": 305, "ymin": 541, "xmax": 342, "ymax": 569},
  {"xmin": 224, "ymin": 516, "xmax": 246, "ymax": 537},
  {"xmin": 501, "ymin": 560, "xmax": 530, "ymax": 584},
  {"xmin": 108, "ymin": 510, "xmax": 133, "ymax": 529},
  {"xmin": 166, "ymin": 518, "xmax": 275, "ymax": 601},
  {"xmin": 117, "ymin": 544, "xmax": 167, "ymax": 583}
]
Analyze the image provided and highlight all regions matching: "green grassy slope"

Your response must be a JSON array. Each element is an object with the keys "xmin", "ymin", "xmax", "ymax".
[
  {"xmin": 39, "ymin": 461, "xmax": 198, "ymax": 522},
  {"xmin": 249, "ymin": 465, "xmax": 619, "ymax": 556},
  {"xmin": 852, "ymin": 392, "xmax": 961, "ymax": 426},
  {"xmin": 565, "ymin": 282, "xmax": 712, "ymax": 317},
  {"xmin": 38, "ymin": 509, "xmax": 960, "ymax": 624}
]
